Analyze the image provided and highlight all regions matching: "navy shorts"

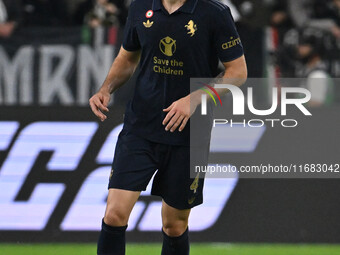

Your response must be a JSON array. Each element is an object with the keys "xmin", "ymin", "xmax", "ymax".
[{"xmin": 109, "ymin": 129, "xmax": 208, "ymax": 209}]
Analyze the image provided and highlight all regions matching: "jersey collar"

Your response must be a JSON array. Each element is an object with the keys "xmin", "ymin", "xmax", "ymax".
[{"xmin": 152, "ymin": 0, "xmax": 199, "ymax": 14}]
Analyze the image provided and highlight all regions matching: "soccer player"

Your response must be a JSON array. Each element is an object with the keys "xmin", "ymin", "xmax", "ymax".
[{"xmin": 89, "ymin": 0, "xmax": 247, "ymax": 254}]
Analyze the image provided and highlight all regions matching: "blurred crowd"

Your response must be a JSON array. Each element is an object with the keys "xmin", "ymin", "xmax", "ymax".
[
  {"xmin": 0, "ymin": 0, "xmax": 129, "ymax": 37},
  {"xmin": 0, "ymin": 0, "xmax": 337, "ymax": 35},
  {"xmin": 1, "ymin": 0, "xmax": 339, "ymax": 45},
  {"xmin": 225, "ymin": 0, "xmax": 340, "ymax": 105},
  {"xmin": 0, "ymin": 0, "xmax": 339, "ymax": 104}
]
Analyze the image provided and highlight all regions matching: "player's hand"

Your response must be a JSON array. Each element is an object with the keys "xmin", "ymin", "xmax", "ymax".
[
  {"xmin": 89, "ymin": 90, "xmax": 111, "ymax": 122},
  {"xmin": 162, "ymin": 95, "xmax": 198, "ymax": 132}
]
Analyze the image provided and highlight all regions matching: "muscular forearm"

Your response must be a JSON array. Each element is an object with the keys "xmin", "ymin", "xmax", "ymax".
[
  {"xmin": 190, "ymin": 56, "xmax": 247, "ymax": 106},
  {"xmin": 89, "ymin": 47, "xmax": 140, "ymax": 121},
  {"xmin": 213, "ymin": 63, "xmax": 247, "ymax": 96},
  {"xmin": 162, "ymin": 57, "xmax": 247, "ymax": 132},
  {"xmin": 100, "ymin": 47, "xmax": 140, "ymax": 94}
]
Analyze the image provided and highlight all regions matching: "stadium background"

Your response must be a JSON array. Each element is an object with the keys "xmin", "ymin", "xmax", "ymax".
[{"xmin": 1, "ymin": 0, "xmax": 340, "ymax": 254}]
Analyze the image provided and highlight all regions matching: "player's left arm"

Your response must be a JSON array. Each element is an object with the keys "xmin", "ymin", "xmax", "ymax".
[
  {"xmin": 162, "ymin": 55, "xmax": 247, "ymax": 132},
  {"xmin": 163, "ymin": 5, "xmax": 247, "ymax": 132}
]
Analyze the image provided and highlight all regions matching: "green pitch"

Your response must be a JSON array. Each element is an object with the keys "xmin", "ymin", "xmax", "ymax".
[{"xmin": 1, "ymin": 243, "xmax": 340, "ymax": 255}]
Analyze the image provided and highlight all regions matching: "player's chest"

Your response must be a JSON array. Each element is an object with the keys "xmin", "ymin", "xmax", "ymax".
[{"xmin": 135, "ymin": 11, "xmax": 210, "ymax": 53}]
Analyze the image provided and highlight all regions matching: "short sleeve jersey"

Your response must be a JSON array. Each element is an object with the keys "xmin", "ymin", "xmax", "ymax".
[{"xmin": 122, "ymin": 0, "xmax": 244, "ymax": 146}]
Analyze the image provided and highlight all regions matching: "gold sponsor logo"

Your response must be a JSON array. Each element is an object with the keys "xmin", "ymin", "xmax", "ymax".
[
  {"xmin": 153, "ymin": 65, "xmax": 184, "ymax": 75},
  {"xmin": 222, "ymin": 37, "xmax": 241, "ymax": 50},
  {"xmin": 185, "ymin": 20, "xmax": 197, "ymax": 37},
  {"xmin": 159, "ymin": 36, "xmax": 176, "ymax": 57},
  {"xmin": 190, "ymin": 173, "xmax": 200, "ymax": 194},
  {"xmin": 143, "ymin": 19, "xmax": 153, "ymax": 28},
  {"xmin": 153, "ymin": 56, "xmax": 184, "ymax": 76},
  {"xmin": 188, "ymin": 196, "xmax": 196, "ymax": 205}
]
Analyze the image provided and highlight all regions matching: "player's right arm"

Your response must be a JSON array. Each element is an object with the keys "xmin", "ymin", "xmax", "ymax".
[{"xmin": 89, "ymin": 47, "xmax": 140, "ymax": 122}]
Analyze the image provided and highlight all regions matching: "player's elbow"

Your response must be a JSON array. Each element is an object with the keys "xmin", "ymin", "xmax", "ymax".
[
  {"xmin": 223, "ymin": 55, "xmax": 248, "ymax": 85},
  {"xmin": 237, "ymin": 63, "xmax": 248, "ymax": 85},
  {"xmin": 230, "ymin": 62, "xmax": 248, "ymax": 87}
]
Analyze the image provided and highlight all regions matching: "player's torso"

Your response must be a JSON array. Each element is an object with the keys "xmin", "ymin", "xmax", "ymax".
[{"xmin": 134, "ymin": 0, "xmax": 217, "ymax": 79}]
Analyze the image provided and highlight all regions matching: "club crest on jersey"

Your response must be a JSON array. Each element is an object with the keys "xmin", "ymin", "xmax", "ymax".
[
  {"xmin": 185, "ymin": 20, "xmax": 197, "ymax": 37},
  {"xmin": 143, "ymin": 19, "xmax": 154, "ymax": 28},
  {"xmin": 146, "ymin": 10, "xmax": 153, "ymax": 18}
]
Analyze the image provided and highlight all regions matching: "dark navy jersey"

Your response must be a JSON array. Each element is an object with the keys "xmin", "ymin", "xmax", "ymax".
[{"xmin": 122, "ymin": 0, "xmax": 244, "ymax": 146}]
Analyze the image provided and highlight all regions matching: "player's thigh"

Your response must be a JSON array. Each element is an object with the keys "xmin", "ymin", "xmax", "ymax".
[
  {"xmin": 104, "ymin": 188, "xmax": 140, "ymax": 226},
  {"xmin": 161, "ymin": 200, "xmax": 190, "ymax": 236}
]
